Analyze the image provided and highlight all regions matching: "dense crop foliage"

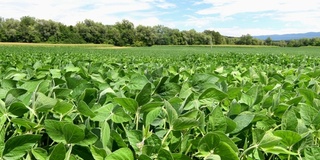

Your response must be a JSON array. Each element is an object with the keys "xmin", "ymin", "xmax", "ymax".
[{"xmin": 1, "ymin": 45, "xmax": 320, "ymax": 159}]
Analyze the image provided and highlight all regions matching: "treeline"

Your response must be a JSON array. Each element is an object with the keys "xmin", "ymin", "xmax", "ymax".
[{"xmin": 1, "ymin": 16, "xmax": 320, "ymax": 47}]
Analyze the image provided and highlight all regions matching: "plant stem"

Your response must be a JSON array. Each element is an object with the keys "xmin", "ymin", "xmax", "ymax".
[
  {"xmin": 161, "ymin": 127, "xmax": 172, "ymax": 146},
  {"xmin": 239, "ymin": 145, "xmax": 258, "ymax": 159}
]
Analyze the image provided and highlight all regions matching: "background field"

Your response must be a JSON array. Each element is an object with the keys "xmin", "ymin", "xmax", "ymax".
[{"xmin": 1, "ymin": 44, "xmax": 320, "ymax": 160}]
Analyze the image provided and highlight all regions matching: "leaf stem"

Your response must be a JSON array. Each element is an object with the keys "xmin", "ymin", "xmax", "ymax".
[
  {"xmin": 239, "ymin": 145, "xmax": 258, "ymax": 159},
  {"xmin": 161, "ymin": 127, "xmax": 172, "ymax": 146}
]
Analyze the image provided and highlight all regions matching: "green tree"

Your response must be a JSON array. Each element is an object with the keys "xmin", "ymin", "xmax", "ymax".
[
  {"xmin": 18, "ymin": 16, "xmax": 40, "ymax": 42},
  {"xmin": 115, "ymin": 20, "xmax": 135, "ymax": 46},
  {"xmin": 134, "ymin": 25, "xmax": 155, "ymax": 46},
  {"xmin": 35, "ymin": 19, "xmax": 59, "ymax": 42},
  {"xmin": 265, "ymin": 37, "xmax": 272, "ymax": 45}
]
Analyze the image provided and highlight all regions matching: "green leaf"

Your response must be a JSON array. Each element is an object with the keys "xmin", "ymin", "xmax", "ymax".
[
  {"xmin": 281, "ymin": 106, "xmax": 298, "ymax": 131},
  {"xmin": 258, "ymin": 130, "xmax": 282, "ymax": 148},
  {"xmin": 77, "ymin": 129, "xmax": 98, "ymax": 146},
  {"xmin": 44, "ymin": 120, "xmax": 68, "ymax": 143},
  {"xmin": 62, "ymin": 123, "xmax": 85, "ymax": 144},
  {"xmin": 11, "ymin": 118, "xmax": 37, "ymax": 130},
  {"xmin": 208, "ymin": 106, "xmax": 227, "ymax": 132},
  {"xmin": 164, "ymin": 100, "xmax": 178, "ymax": 126},
  {"xmin": 2, "ymin": 135, "xmax": 41, "ymax": 159},
  {"xmin": 111, "ymin": 106, "xmax": 131, "ymax": 123},
  {"xmin": 304, "ymin": 146, "xmax": 320, "ymax": 160},
  {"xmin": 91, "ymin": 103, "xmax": 113, "ymax": 121},
  {"xmin": 31, "ymin": 147, "xmax": 48, "ymax": 160},
  {"xmin": 213, "ymin": 132, "xmax": 238, "ymax": 153},
  {"xmin": 126, "ymin": 130, "xmax": 143, "ymax": 153},
  {"xmin": 199, "ymin": 88, "xmax": 228, "ymax": 101},
  {"xmin": 140, "ymin": 102, "xmax": 163, "ymax": 113},
  {"xmin": 48, "ymin": 143, "xmax": 66, "ymax": 160},
  {"xmin": 215, "ymin": 142, "xmax": 239, "ymax": 160},
  {"xmin": 298, "ymin": 88, "xmax": 315, "ymax": 105},
  {"xmin": 106, "ymin": 148, "xmax": 134, "ymax": 160},
  {"xmin": 90, "ymin": 145, "xmax": 107, "ymax": 160},
  {"xmin": 299, "ymin": 103, "xmax": 318, "ymax": 126},
  {"xmin": 35, "ymin": 92, "xmax": 57, "ymax": 112},
  {"xmin": 101, "ymin": 121, "xmax": 110, "ymax": 149},
  {"xmin": 77, "ymin": 100, "xmax": 96, "ymax": 118},
  {"xmin": 158, "ymin": 149, "xmax": 174, "ymax": 160},
  {"xmin": 136, "ymin": 83, "xmax": 151, "ymax": 106},
  {"xmin": 54, "ymin": 101, "xmax": 73, "ymax": 115},
  {"xmin": 273, "ymin": 130, "xmax": 301, "ymax": 147},
  {"xmin": 231, "ymin": 112, "xmax": 255, "ymax": 134},
  {"xmin": 199, "ymin": 133, "xmax": 220, "ymax": 152},
  {"xmin": 145, "ymin": 107, "xmax": 161, "ymax": 127},
  {"xmin": 128, "ymin": 74, "xmax": 149, "ymax": 90},
  {"xmin": 114, "ymin": 97, "xmax": 139, "ymax": 113},
  {"xmin": 8, "ymin": 102, "xmax": 29, "ymax": 117},
  {"xmin": 52, "ymin": 88, "xmax": 72, "ymax": 98},
  {"xmin": 262, "ymin": 146, "xmax": 298, "ymax": 155},
  {"xmin": 172, "ymin": 117, "xmax": 198, "ymax": 131}
]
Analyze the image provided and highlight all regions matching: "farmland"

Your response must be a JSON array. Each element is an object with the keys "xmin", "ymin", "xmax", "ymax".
[{"xmin": 1, "ymin": 44, "xmax": 320, "ymax": 159}]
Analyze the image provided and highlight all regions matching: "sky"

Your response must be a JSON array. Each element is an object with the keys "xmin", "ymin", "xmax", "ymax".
[{"xmin": 1, "ymin": 0, "xmax": 320, "ymax": 37}]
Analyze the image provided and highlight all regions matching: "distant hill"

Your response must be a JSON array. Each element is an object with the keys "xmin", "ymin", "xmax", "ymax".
[{"xmin": 253, "ymin": 32, "xmax": 320, "ymax": 41}]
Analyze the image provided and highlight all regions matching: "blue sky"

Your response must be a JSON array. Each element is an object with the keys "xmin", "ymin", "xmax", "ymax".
[{"xmin": 1, "ymin": 0, "xmax": 320, "ymax": 36}]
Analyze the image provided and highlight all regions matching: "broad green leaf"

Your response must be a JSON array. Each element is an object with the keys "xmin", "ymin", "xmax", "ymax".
[
  {"xmin": 281, "ymin": 106, "xmax": 298, "ymax": 131},
  {"xmin": 90, "ymin": 145, "xmax": 107, "ymax": 160},
  {"xmin": 191, "ymin": 73, "xmax": 219, "ymax": 91},
  {"xmin": 114, "ymin": 97, "xmax": 139, "ymax": 113},
  {"xmin": 128, "ymin": 74, "xmax": 149, "ymax": 90},
  {"xmin": 140, "ymin": 102, "xmax": 163, "ymax": 113},
  {"xmin": 258, "ymin": 130, "xmax": 282, "ymax": 148},
  {"xmin": 231, "ymin": 112, "xmax": 255, "ymax": 134},
  {"xmin": 31, "ymin": 147, "xmax": 48, "ymax": 160},
  {"xmin": 52, "ymin": 88, "xmax": 72, "ymax": 98},
  {"xmin": 145, "ymin": 107, "xmax": 161, "ymax": 127},
  {"xmin": 48, "ymin": 143, "xmax": 66, "ymax": 160},
  {"xmin": 54, "ymin": 101, "xmax": 73, "ymax": 115},
  {"xmin": 213, "ymin": 132, "xmax": 238, "ymax": 153},
  {"xmin": 215, "ymin": 142, "xmax": 239, "ymax": 160},
  {"xmin": 63, "ymin": 123, "xmax": 85, "ymax": 144},
  {"xmin": 101, "ymin": 121, "xmax": 110, "ymax": 149},
  {"xmin": 304, "ymin": 146, "xmax": 320, "ymax": 160},
  {"xmin": 44, "ymin": 120, "xmax": 68, "ymax": 143},
  {"xmin": 199, "ymin": 88, "xmax": 228, "ymax": 101},
  {"xmin": 77, "ymin": 100, "xmax": 96, "ymax": 118},
  {"xmin": 208, "ymin": 106, "xmax": 227, "ymax": 132},
  {"xmin": 106, "ymin": 148, "xmax": 134, "ymax": 160},
  {"xmin": 199, "ymin": 133, "xmax": 220, "ymax": 152},
  {"xmin": 273, "ymin": 130, "xmax": 301, "ymax": 146},
  {"xmin": 11, "ymin": 118, "xmax": 37, "ymax": 130},
  {"xmin": 158, "ymin": 149, "xmax": 174, "ymax": 160},
  {"xmin": 91, "ymin": 103, "xmax": 113, "ymax": 121},
  {"xmin": 172, "ymin": 153, "xmax": 192, "ymax": 160},
  {"xmin": 8, "ymin": 102, "xmax": 29, "ymax": 117},
  {"xmin": 111, "ymin": 106, "xmax": 131, "ymax": 123},
  {"xmin": 77, "ymin": 129, "xmax": 98, "ymax": 146},
  {"xmin": 298, "ymin": 88, "xmax": 315, "ymax": 105},
  {"xmin": 35, "ymin": 92, "xmax": 57, "ymax": 112},
  {"xmin": 2, "ymin": 135, "xmax": 41, "ymax": 159},
  {"xmin": 136, "ymin": 83, "xmax": 151, "ymax": 106},
  {"xmin": 111, "ymin": 130, "xmax": 127, "ymax": 148},
  {"xmin": 49, "ymin": 69, "xmax": 61, "ymax": 78},
  {"xmin": 164, "ymin": 100, "xmax": 178, "ymax": 126},
  {"xmin": 172, "ymin": 117, "xmax": 198, "ymax": 131},
  {"xmin": 299, "ymin": 103, "xmax": 318, "ymax": 126},
  {"xmin": 126, "ymin": 130, "xmax": 143, "ymax": 153}
]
